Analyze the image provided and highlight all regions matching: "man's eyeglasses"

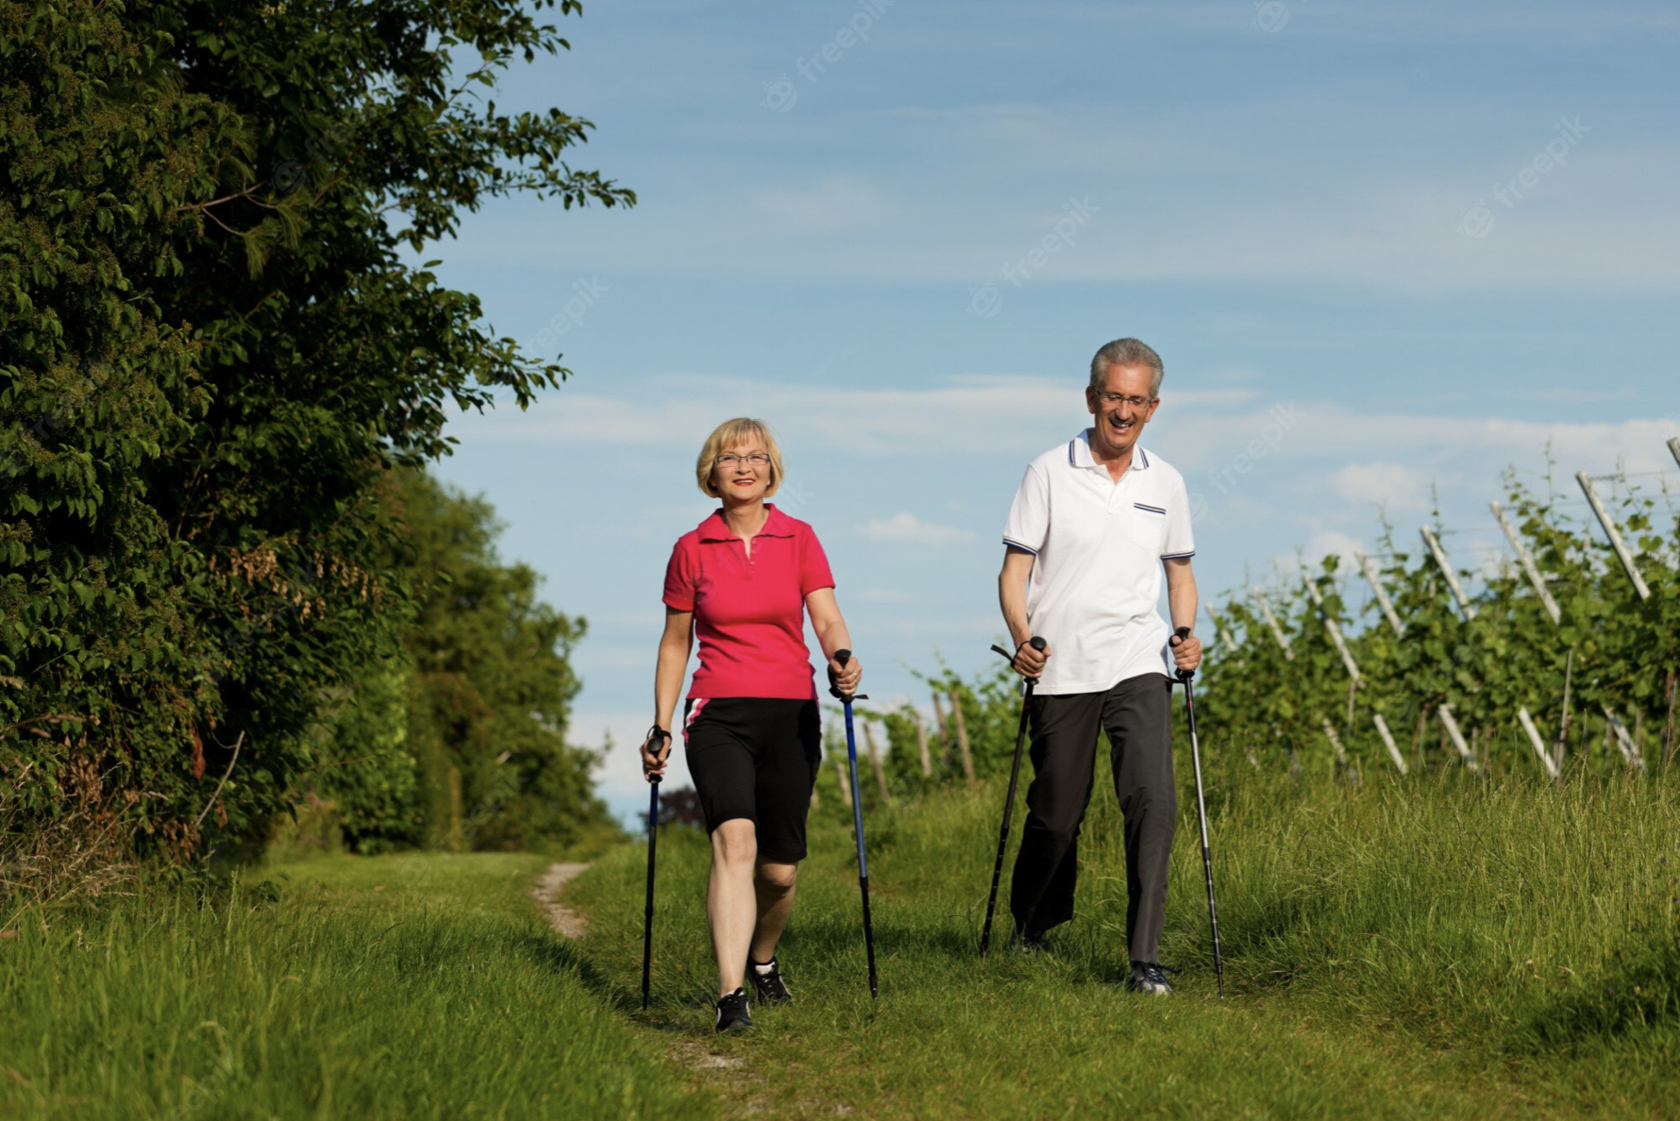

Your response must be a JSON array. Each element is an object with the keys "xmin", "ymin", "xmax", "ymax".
[
  {"xmin": 1092, "ymin": 391, "xmax": 1155, "ymax": 410},
  {"xmin": 715, "ymin": 452, "xmax": 772, "ymax": 468}
]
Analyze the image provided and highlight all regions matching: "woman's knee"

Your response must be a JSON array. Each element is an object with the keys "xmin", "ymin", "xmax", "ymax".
[
  {"xmin": 712, "ymin": 818, "xmax": 758, "ymax": 868},
  {"xmin": 756, "ymin": 860, "xmax": 798, "ymax": 894}
]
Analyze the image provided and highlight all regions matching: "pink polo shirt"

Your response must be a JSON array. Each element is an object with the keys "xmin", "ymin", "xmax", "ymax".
[{"xmin": 663, "ymin": 505, "xmax": 836, "ymax": 700}]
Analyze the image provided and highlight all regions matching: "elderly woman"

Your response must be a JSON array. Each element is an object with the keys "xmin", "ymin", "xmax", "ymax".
[{"xmin": 641, "ymin": 417, "xmax": 862, "ymax": 1034}]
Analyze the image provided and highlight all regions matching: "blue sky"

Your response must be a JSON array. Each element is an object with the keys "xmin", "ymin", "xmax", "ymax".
[{"xmin": 420, "ymin": 0, "xmax": 1680, "ymax": 822}]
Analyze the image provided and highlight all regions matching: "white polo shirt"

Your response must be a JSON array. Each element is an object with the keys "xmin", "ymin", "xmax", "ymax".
[{"xmin": 1002, "ymin": 431, "xmax": 1195, "ymax": 695}]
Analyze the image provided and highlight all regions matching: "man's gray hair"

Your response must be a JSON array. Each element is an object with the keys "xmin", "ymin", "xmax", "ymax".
[{"xmin": 1088, "ymin": 338, "xmax": 1164, "ymax": 397}]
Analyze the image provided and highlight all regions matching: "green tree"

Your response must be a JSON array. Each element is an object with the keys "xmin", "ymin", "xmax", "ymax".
[
  {"xmin": 1, "ymin": 0, "xmax": 630, "ymax": 877},
  {"xmin": 392, "ymin": 469, "xmax": 609, "ymax": 852}
]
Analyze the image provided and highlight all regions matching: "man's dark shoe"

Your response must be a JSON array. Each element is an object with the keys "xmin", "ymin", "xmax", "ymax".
[
  {"xmin": 1124, "ymin": 961, "xmax": 1175, "ymax": 995},
  {"xmin": 715, "ymin": 987, "xmax": 753, "ymax": 1033},
  {"xmin": 1013, "ymin": 924, "xmax": 1050, "ymax": 955},
  {"xmin": 747, "ymin": 956, "xmax": 792, "ymax": 1004}
]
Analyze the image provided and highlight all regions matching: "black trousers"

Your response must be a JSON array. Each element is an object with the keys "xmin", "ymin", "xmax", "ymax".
[{"xmin": 1008, "ymin": 673, "xmax": 1176, "ymax": 964}]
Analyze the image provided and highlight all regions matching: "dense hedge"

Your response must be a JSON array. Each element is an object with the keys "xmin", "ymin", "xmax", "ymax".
[{"xmin": 1, "ymin": 0, "xmax": 629, "ymax": 880}]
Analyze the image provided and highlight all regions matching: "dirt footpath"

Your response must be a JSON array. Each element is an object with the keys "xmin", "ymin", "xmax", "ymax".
[{"xmin": 530, "ymin": 862, "xmax": 590, "ymax": 939}]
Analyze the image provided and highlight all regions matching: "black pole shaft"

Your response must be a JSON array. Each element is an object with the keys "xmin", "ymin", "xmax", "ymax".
[
  {"xmin": 641, "ymin": 777, "xmax": 660, "ymax": 1011},
  {"xmin": 842, "ymin": 696, "xmax": 879, "ymax": 999},
  {"xmin": 1180, "ymin": 676, "xmax": 1225, "ymax": 998},
  {"xmin": 833, "ymin": 650, "xmax": 878, "ymax": 1000},
  {"xmin": 980, "ymin": 677, "xmax": 1034, "ymax": 955}
]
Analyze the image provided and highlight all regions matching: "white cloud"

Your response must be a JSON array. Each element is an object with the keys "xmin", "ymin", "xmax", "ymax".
[
  {"xmin": 1300, "ymin": 529, "xmax": 1369, "ymax": 571},
  {"xmin": 750, "ymin": 175, "xmax": 895, "ymax": 231},
  {"xmin": 858, "ymin": 512, "xmax": 975, "ymax": 546},
  {"xmin": 1333, "ymin": 462, "xmax": 1430, "ymax": 511},
  {"xmin": 454, "ymin": 373, "xmax": 1266, "ymax": 459}
]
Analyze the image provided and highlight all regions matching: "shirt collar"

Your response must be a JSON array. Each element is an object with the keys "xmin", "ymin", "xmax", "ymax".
[
  {"xmin": 1069, "ymin": 430, "xmax": 1151, "ymax": 471},
  {"xmin": 697, "ymin": 503, "xmax": 797, "ymax": 542}
]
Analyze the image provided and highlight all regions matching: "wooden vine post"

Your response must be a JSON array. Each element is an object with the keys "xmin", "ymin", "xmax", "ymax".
[
  {"xmin": 950, "ymin": 688, "xmax": 975, "ymax": 784},
  {"xmin": 1250, "ymin": 588, "xmax": 1294, "ymax": 658},
  {"xmin": 1355, "ymin": 551, "xmax": 1405, "ymax": 637},
  {"xmin": 931, "ymin": 690, "xmax": 950, "ymax": 764},
  {"xmin": 1371, "ymin": 714, "xmax": 1409, "ymax": 774},
  {"xmin": 1491, "ymin": 501, "xmax": 1562, "ymax": 624},
  {"xmin": 1577, "ymin": 472, "xmax": 1651, "ymax": 601},
  {"xmin": 1420, "ymin": 527, "xmax": 1476, "ymax": 621},
  {"xmin": 863, "ymin": 720, "xmax": 892, "ymax": 805},
  {"xmin": 1665, "ymin": 670, "xmax": 1678, "ymax": 773},
  {"xmin": 913, "ymin": 709, "xmax": 933, "ymax": 777}
]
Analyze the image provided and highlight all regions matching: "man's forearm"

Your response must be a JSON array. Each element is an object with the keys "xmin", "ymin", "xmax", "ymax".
[
  {"xmin": 1168, "ymin": 579, "xmax": 1198, "ymax": 633},
  {"xmin": 999, "ymin": 570, "xmax": 1031, "ymax": 647}
]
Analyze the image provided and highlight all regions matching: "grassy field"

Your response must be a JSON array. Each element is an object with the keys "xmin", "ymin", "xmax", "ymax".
[
  {"xmin": 4, "ymin": 770, "xmax": 1676, "ymax": 1119},
  {"xmin": 0, "ymin": 853, "xmax": 711, "ymax": 1120},
  {"xmin": 572, "ymin": 768, "xmax": 1680, "ymax": 1119}
]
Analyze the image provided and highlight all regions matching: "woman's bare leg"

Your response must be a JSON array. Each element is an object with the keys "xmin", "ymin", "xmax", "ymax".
[
  {"xmin": 751, "ymin": 860, "xmax": 799, "ymax": 963},
  {"xmin": 708, "ymin": 819, "xmax": 757, "ymax": 997}
]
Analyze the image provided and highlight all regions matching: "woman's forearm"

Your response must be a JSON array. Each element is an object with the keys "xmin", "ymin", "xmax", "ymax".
[
  {"xmin": 812, "ymin": 616, "xmax": 852, "ymax": 662},
  {"xmin": 654, "ymin": 631, "xmax": 690, "ymax": 730}
]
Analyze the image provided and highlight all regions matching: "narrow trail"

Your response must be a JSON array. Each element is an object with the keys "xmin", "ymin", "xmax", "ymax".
[
  {"xmin": 530, "ymin": 862, "xmax": 591, "ymax": 939},
  {"xmin": 531, "ymin": 862, "xmax": 753, "ymax": 1091}
]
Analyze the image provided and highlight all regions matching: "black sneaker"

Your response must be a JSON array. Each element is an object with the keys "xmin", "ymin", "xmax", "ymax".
[
  {"xmin": 715, "ymin": 987, "xmax": 753, "ymax": 1033},
  {"xmin": 1124, "ymin": 961, "xmax": 1176, "ymax": 995},
  {"xmin": 747, "ymin": 956, "xmax": 792, "ymax": 1004},
  {"xmin": 1013, "ymin": 924, "xmax": 1050, "ymax": 955}
]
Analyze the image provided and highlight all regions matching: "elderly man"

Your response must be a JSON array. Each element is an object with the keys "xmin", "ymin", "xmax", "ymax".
[{"xmin": 998, "ymin": 337, "xmax": 1202, "ymax": 994}]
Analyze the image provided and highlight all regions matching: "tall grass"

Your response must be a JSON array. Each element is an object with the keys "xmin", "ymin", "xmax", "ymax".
[
  {"xmin": 0, "ymin": 853, "xmax": 710, "ymax": 1120},
  {"xmin": 575, "ymin": 767, "xmax": 1680, "ymax": 1119},
  {"xmin": 5, "ymin": 772, "xmax": 1673, "ymax": 1119}
]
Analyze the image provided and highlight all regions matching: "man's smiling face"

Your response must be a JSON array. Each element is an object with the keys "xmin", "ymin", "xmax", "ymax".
[{"xmin": 1085, "ymin": 362, "xmax": 1160, "ymax": 457}]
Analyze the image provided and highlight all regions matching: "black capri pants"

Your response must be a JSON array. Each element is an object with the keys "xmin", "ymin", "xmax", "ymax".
[{"xmin": 682, "ymin": 697, "xmax": 822, "ymax": 863}]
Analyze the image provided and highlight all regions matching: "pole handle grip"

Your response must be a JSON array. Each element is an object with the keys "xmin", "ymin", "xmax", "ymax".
[
  {"xmin": 990, "ymin": 635, "xmax": 1047, "ymax": 662},
  {"xmin": 830, "ymin": 650, "xmax": 865, "ymax": 700},
  {"xmin": 1171, "ymin": 626, "xmax": 1195, "ymax": 682}
]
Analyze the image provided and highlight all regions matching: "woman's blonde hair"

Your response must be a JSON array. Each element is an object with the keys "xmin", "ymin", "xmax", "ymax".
[{"xmin": 695, "ymin": 417, "xmax": 784, "ymax": 498}]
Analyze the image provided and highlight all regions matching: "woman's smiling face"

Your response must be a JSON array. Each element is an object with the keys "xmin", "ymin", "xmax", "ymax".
[{"xmin": 711, "ymin": 434, "xmax": 773, "ymax": 504}]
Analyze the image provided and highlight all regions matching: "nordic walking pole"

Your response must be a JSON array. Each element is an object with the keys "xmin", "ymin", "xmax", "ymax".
[
  {"xmin": 832, "ymin": 650, "xmax": 878, "ymax": 1000},
  {"xmin": 640, "ymin": 726, "xmax": 668, "ymax": 1012},
  {"xmin": 1172, "ymin": 626, "xmax": 1224, "ymax": 998},
  {"xmin": 979, "ymin": 636, "xmax": 1047, "ymax": 955}
]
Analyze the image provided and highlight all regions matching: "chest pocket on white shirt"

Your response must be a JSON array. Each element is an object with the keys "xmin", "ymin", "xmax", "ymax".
[{"xmin": 1131, "ymin": 501, "xmax": 1169, "ymax": 557}]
